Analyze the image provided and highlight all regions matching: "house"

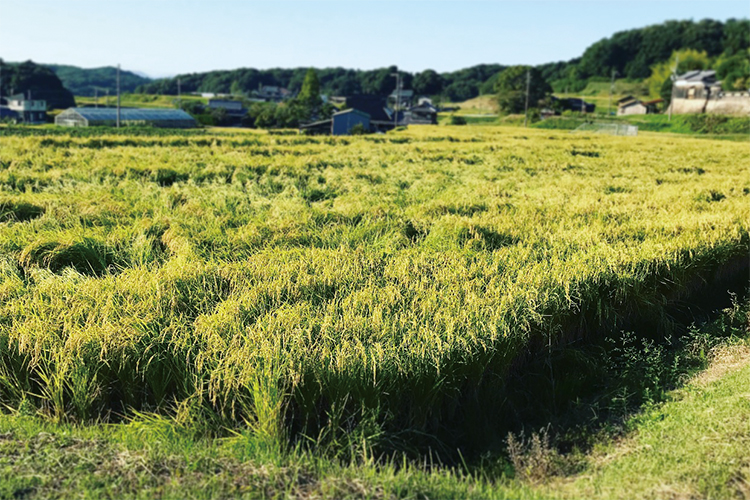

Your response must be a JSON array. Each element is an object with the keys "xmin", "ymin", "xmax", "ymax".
[
  {"xmin": 299, "ymin": 95, "xmax": 395, "ymax": 135},
  {"xmin": 0, "ymin": 106, "xmax": 20, "ymax": 121},
  {"xmin": 298, "ymin": 108, "xmax": 371, "ymax": 136},
  {"xmin": 4, "ymin": 93, "xmax": 47, "ymax": 124},
  {"xmin": 344, "ymin": 95, "xmax": 399, "ymax": 132},
  {"xmin": 55, "ymin": 108, "xmax": 196, "ymax": 128},
  {"xmin": 402, "ymin": 102, "xmax": 438, "ymax": 125},
  {"xmin": 388, "ymin": 89, "xmax": 414, "ymax": 109},
  {"xmin": 670, "ymin": 69, "xmax": 750, "ymax": 115},
  {"xmin": 255, "ymin": 85, "xmax": 293, "ymax": 102},
  {"xmin": 617, "ymin": 98, "xmax": 663, "ymax": 116},
  {"xmin": 208, "ymin": 99, "xmax": 247, "ymax": 124},
  {"xmin": 208, "ymin": 99, "xmax": 244, "ymax": 113},
  {"xmin": 673, "ymin": 70, "xmax": 721, "ymax": 100},
  {"xmin": 300, "ymin": 93, "xmax": 439, "ymax": 135}
]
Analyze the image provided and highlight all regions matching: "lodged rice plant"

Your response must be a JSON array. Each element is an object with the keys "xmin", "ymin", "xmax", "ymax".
[{"xmin": 0, "ymin": 125, "xmax": 748, "ymax": 452}]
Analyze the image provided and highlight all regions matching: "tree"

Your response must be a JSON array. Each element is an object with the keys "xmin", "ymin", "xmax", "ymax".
[
  {"xmin": 495, "ymin": 66, "xmax": 551, "ymax": 115},
  {"xmin": 647, "ymin": 49, "xmax": 711, "ymax": 99},
  {"xmin": 413, "ymin": 70, "xmax": 443, "ymax": 95},
  {"xmin": 715, "ymin": 49, "xmax": 750, "ymax": 90},
  {"xmin": 0, "ymin": 60, "xmax": 75, "ymax": 109},
  {"xmin": 296, "ymin": 68, "xmax": 322, "ymax": 109},
  {"xmin": 230, "ymin": 79, "xmax": 245, "ymax": 97}
]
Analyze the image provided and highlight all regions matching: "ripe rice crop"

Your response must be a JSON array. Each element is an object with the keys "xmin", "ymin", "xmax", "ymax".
[{"xmin": 0, "ymin": 126, "xmax": 748, "ymax": 451}]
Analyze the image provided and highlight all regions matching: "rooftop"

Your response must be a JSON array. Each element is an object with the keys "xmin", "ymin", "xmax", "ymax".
[
  {"xmin": 676, "ymin": 70, "xmax": 717, "ymax": 82},
  {"xmin": 64, "ymin": 108, "xmax": 195, "ymax": 121}
]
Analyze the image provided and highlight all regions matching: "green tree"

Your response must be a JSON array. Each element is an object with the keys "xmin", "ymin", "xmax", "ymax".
[
  {"xmin": 647, "ymin": 49, "xmax": 712, "ymax": 99},
  {"xmin": 296, "ymin": 68, "xmax": 322, "ymax": 109},
  {"xmin": 230, "ymin": 80, "xmax": 245, "ymax": 97},
  {"xmin": 413, "ymin": 69, "xmax": 443, "ymax": 95},
  {"xmin": 495, "ymin": 66, "xmax": 551, "ymax": 114},
  {"xmin": 715, "ymin": 49, "xmax": 750, "ymax": 90}
]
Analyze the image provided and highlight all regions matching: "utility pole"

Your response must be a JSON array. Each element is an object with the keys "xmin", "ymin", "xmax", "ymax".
[
  {"xmin": 116, "ymin": 64, "xmax": 121, "ymax": 128},
  {"xmin": 523, "ymin": 68, "xmax": 531, "ymax": 127},
  {"xmin": 177, "ymin": 77, "xmax": 181, "ymax": 105},
  {"xmin": 608, "ymin": 69, "xmax": 618, "ymax": 116},
  {"xmin": 390, "ymin": 70, "xmax": 401, "ymax": 130},
  {"xmin": 668, "ymin": 55, "xmax": 679, "ymax": 122}
]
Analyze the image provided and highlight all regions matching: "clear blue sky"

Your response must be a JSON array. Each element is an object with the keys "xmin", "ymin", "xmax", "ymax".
[{"xmin": 1, "ymin": 0, "xmax": 747, "ymax": 77}]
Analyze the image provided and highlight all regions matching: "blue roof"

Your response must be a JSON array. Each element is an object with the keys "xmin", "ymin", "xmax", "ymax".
[{"xmin": 66, "ymin": 108, "xmax": 195, "ymax": 122}]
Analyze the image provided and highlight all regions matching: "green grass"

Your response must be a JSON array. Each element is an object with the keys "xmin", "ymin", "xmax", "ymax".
[
  {"xmin": 555, "ymin": 79, "xmax": 650, "ymax": 113},
  {"xmin": 0, "ymin": 125, "xmax": 748, "ymax": 463},
  {"xmin": 526, "ymin": 113, "xmax": 750, "ymax": 138},
  {"xmin": 73, "ymin": 93, "xmax": 207, "ymax": 109}
]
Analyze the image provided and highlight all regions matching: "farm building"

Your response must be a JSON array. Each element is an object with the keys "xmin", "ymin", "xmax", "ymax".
[
  {"xmin": 617, "ymin": 98, "xmax": 663, "ymax": 116},
  {"xmin": 55, "ymin": 108, "xmax": 197, "ymax": 128},
  {"xmin": 332, "ymin": 109, "xmax": 370, "ymax": 135},
  {"xmin": 208, "ymin": 99, "xmax": 246, "ymax": 115},
  {"xmin": 551, "ymin": 96, "xmax": 596, "ymax": 113},
  {"xmin": 208, "ymin": 99, "xmax": 247, "ymax": 125},
  {"xmin": 299, "ymin": 108, "xmax": 371, "ymax": 136}
]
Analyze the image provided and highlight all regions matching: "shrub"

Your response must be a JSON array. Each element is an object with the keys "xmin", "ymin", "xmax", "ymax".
[
  {"xmin": 349, "ymin": 123, "xmax": 369, "ymax": 135},
  {"xmin": 450, "ymin": 115, "xmax": 467, "ymax": 125}
]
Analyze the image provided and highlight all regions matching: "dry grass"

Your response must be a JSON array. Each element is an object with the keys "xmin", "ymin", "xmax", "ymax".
[{"xmin": 693, "ymin": 344, "xmax": 750, "ymax": 387}]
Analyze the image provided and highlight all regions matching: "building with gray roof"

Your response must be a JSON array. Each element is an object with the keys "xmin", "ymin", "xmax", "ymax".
[{"xmin": 55, "ymin": 108, "xmax": 197, "ymax": 128}]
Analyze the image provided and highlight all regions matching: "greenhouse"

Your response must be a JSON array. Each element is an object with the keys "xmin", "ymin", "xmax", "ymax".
[{"xmin": 55, "ymin": 108, "xmax": 196, "ymax": 128}]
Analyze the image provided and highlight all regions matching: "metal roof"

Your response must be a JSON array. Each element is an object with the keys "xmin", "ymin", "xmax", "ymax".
[
  {"xmin": 676, "ymin": 70, "xmax": 716, "ymax": 83},
  {"xmin": 66, "ymin": 108, "xmax": 195, "ymax": 121},
  {"xmin": 333, "ymin": 108, "xmax": 370, "ymax": 118}
]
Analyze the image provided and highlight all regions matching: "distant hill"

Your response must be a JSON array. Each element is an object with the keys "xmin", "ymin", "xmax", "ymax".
[
  {"xmin": 46, "ymin": 64, "xmax": 152, "ymax": 96},
  {"xmin": 23, "ymin": 18, "xmax": 748, "ymax": 106},
  {"xmin": 0, "ymin": 60, "xmax": 75, "ymax": 109},
  {"xmin": 135, "ymin": 64, "xmax": 505, "ymax": 103},
  {"xmin": 539, "ymin": 18, "xmax": 749, "ymax": 92},
  {"xmin": 134, "ymin": 19, "xmax": 747, "ymax": 103}
]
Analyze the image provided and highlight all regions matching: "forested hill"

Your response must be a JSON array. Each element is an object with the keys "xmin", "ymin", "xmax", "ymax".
[
  {"xmin": 539, "ymin": 18, "xmax": 749, "ymax": 92},
  {"xmin": 0, "ymin": 60, "xmax": 75, "ymax": 109},
  {"xmin": 46, "ymin": 65, "xmax": 152, "ymax": 96},
  {"xmin": 135, "ymin": 18, "xmax": 748, "ymax": 101},
  {"xmin": 137, "ymin": 64, "xmax": 505, "ymax": 103}
]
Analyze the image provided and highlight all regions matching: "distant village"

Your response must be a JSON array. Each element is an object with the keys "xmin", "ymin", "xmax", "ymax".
[{"xmin": 0, "ymin": 68, "xmax": 748, "ymax": 134}]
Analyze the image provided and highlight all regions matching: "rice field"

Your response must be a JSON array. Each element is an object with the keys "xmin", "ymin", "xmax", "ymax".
[{"xmin": 0, "ymin": 125, "xmax": 748, "ymax": 454}]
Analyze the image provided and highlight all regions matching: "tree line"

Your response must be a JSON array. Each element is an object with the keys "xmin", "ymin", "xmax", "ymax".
[
  {"xmin": 0, "ymin": 60, "xmax": 75, "ymax": 110},
  {"xmin": 137, "ymin": 64, "xmax": 506, "ymax": 103},
  {"xmin": 135, "ymin": 19, "xmax": 747, "ymax": 102}
]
